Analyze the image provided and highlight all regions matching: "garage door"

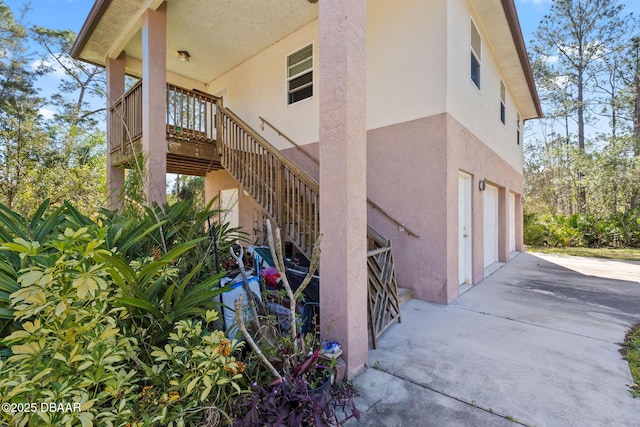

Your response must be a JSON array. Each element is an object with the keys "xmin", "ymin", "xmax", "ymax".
[
  {"xmin": 483, "ymin": 184, "xmax": 499, "ymax": 268},
  {"xmin": 509, "ymin": 193, "xmax": 516, "ymax": 253}
]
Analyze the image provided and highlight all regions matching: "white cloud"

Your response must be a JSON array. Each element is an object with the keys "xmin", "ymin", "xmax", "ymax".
[
  {"xmin": 519, "ymin": 0, "xmax": 551, "ymax": 4},
  {"xmin": 31, "ymin": 55, "xmax": 74, "ymax": 78},
  {"xmin": 554, "ymin": 75, "xmax": 572, "ymax": 88},
  {"xmin": 39, "ymin": 108, "xmax": 55, "ymax": 120}
]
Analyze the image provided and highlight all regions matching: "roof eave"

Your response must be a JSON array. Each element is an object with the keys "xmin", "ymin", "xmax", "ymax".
[
  {"xmin": 70, "ymin": 0, "xmax": 112, "ymax": 60},
  {"xmin": 501, "ymin": 0, "xmax": 543, "ymax": 119}
]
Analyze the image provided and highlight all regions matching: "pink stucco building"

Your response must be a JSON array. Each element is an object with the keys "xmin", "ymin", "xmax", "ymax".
[{"xmin": 73, "ymin": 0, "xmax": 541, "ymax": 376}]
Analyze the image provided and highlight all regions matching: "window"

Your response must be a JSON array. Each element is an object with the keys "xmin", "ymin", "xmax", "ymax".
[
  {"xmin": 500, "ymin": 81, "xmax": 506, "ymax": 124},
  {"xmin": 516, "ymin": 113, "xmax": 521, "ymax": 145},
  {"xmin": 470, "ymin": 21, "xmax": 481, "ymax": 89},
  {"xmin": 287, "ymin": 44, "xmax": 313, "ymax": 105}
]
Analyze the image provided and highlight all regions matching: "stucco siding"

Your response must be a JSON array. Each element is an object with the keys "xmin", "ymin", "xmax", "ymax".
[
  {"xmin": 366, "ymin": 0, "xmax": 447, "ymax": 129},
  {"xmin": 446, "ymin": 0, "xmax": 524, "ymax": 173},
  {"xmin": 212, "ymin": 111, "xmax": 523, "ymax": 304},
  {"xmin": 446, "ymin": 113, "xmax": 523, "ymax": 287},
  {"xmin": 206, "ymin": 0, "xmax": 447, "ymax": 151}
]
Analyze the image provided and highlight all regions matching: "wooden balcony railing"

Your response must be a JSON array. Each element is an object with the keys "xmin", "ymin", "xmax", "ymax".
[
  {"xmin": 108, "ymin": 82, "xmax": 220, "ymax": 173},
  {"xmin": 109, "ymin": 80, "xmax": 143, "ymax": 155},
  {"xmin": 166, "ymin": 84, "xmax": 219, "ymax": 143}
]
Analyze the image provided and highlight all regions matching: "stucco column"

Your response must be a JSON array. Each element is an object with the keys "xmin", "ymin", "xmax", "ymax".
[
  {"xmin": 472, "ymin": 177, "xmax": 485, "ymax": 283},
  {"xmin": 141, "ymin": 3, "xmax": 167, "ymax": 206},
  {"xmin": 106, "ymin": 52, "xmax": 126, "ymax": 210},
  {"xmin": 318, "ymin": 0, "xmax": 368, "ymax": 378}
]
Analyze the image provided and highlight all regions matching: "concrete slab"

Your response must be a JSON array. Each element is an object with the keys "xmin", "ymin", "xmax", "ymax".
[
  {"xmin": 351, "ymin": 369, "xmax": 514, "ymax": 427},
  {"xmin": 348, "ymin": 252, "xmax": 640, "ymax": 426}
]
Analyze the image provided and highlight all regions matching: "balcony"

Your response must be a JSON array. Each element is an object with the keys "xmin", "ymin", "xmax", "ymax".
[{"xmin": 108, "ymin": 81, "xmax": 222, "ymax": 176}]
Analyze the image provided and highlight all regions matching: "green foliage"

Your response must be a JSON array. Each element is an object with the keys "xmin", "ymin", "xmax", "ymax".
[
  {"xmin": 524, "ymin": 210, "xmax": 640, "ymax": 248},
  {"xmin": 102, "ymin": 239, "xmax": 232, "ymax": 350},
  {"xmin": 523, "ymin": 212, "xmax": 547, "ymax": 247},
  {"xmin": 0, "ymin": 226, "xmax": 139, "ymax": 426},
  {"xmin": 523, "ymin": 213, "xmax": 585, "ymax": 248},
  {"xmin": 170, "ymin": 175, "xmax": 205, "ymax": 212},
  {"xmin": 525, "ymin": 1, "xmax": 640, "ymax": 217},
  {"xmin": 0, "ymin": 3, "xmax": 107, "ymax": 216},
  {"xmin": 0, "ymin": 200, "xmax": 252, "ymax": 426},
  {"xmin": 621, "ymin": 323, "xmax": 640, "ymax": 397},
  {"xmin": 136, "ymin": 311, "xmax": 246, "ymax": 425}
]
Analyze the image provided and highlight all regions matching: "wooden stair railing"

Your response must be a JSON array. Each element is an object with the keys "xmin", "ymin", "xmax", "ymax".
[
  {"xmin": 218, "ymin": 105, "xmax": 401, "ymax": 347},
  {"xmin": 259, "ymin": 115, "xmax": 420, "ymax": 239},
  {"xmin": 219, "ymin": 106, "xmax": 319, "ymax": 258}
]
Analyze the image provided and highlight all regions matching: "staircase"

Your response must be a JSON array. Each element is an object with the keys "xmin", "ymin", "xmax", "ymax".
[
  {"xmin": 107, "ymin": 81, "xmax": 402, "ymax": 347},
  {"xmin": 217, "ymin": 105, "xmax": 402, "ymax": 348}
]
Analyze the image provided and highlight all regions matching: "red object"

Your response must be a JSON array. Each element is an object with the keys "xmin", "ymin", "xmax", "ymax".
[{"xmin": 261, "ymin": 267, "xmax": 280, "ymax": 289}]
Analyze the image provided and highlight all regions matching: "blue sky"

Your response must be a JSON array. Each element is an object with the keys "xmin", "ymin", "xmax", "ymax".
[
  {"xmin": 514, "ymin": 0, "xmax": 640, "ymax": 47},
  {"xmin": 4, "ymin": 0, "xmax": 92, "ymax": 33}
]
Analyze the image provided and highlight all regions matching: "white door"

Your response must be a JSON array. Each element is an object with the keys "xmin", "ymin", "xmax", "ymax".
[
  {"xmin": 509, "ymin": 193, "xmax": 516, "ymax": 253},
  {"xmin": 458, "ymin": 173, "xmax": 472, "ymax": 285},
  {"xmin": 483, "ymin": 184, "xmax": 499, "ymax": 268},
  {"xmin": 219, "ymin": 189, "xmax": 239, "ymax": 230}
]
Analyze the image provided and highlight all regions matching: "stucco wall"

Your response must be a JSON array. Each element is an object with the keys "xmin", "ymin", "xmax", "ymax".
[
  {"xmin": 210, "ymin": 112, "xmax": 523, "ymax": 304},
  {"xmin": 206, "ymin": 0, "xmax": 448, "ymax": 151},
  {"xmin": 364, "ymin": 113, "xmax": 523, "ymax": 304},
  {"xmin": 201, "ymin": 0, "xmax": 527, "ymax": 304},
  {"xmin": 446, "ymin": 0, "xmax": 524, "ymax": 173},
  {"xmin": 366, "ymin": 0, "xmax": 447, "ymax": 130},
  {"xmin": 445, "ymin": 113, "xmax": 523, "ymax": 291},
  {"xmin": 366, "ymin": 115, "xmax": 450, "ymax": 303}
]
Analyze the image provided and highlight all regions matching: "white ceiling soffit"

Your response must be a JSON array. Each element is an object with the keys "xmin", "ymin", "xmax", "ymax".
[
  {"xmin": 77, "ymin": 0, "xmax": 319, "ymax": 84},
  {"xmin": 469, "ymin": 0, "xmax": 540, "ymax": 120}
]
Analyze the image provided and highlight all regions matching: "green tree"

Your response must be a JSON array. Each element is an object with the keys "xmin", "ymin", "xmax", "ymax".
[
  {"xmin": 0, "ymin": 1, "xmax": 107, "ymax": 215},
  {"xmin": 531, "ymin": 0, "xmax": 628, "ymax": 212},
  {"xmin": 30, "ymin": 26, "xmax": 107, "ymax": 213},
  {"xmin": 0, "ymin": 2, "xmax": 48, "ymax": 212},
  {"xmin": 171, "ymin": 175, "xmax": 205, "ymax": 211}
]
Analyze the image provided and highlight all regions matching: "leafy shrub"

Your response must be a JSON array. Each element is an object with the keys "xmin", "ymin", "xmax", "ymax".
[
  {"xmin": 230, "ymin": 222, "xmax": 359, "ymax": 426},
  {"xmin": 524, "ymin": 212, "xmax": 547, "ymax": 247},
  {"xmin": 0, "ymin": 200, "xmax": 251, "ymax": 426},
  {"xmin": 524, "ymin": 210, "xmax": 640, "ymax": 248},
  {"xmin": 0, "ymin": 227, "xmax": 139, "ymax": 426},
  {"xmin": 131, "ymin": 310, "xmax": 246, "ymax": 426},
  {"xmin": 523, "ymin": 213, "xmax": 584, "ymax": 247},
  {"xmin": 544, "ymin": 215, "xmax": 585, "ymax": 247}
]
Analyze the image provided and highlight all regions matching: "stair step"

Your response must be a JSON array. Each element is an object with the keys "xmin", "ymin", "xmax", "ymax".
[{"xmin": 398, "ymin": 287, "xmax": 412, "ymax": 304}]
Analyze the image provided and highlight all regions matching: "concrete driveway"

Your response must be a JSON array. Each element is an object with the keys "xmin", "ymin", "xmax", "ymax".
[{"xmin": 348, "ymin": 252, "xmax": 640, "ymax": 426}]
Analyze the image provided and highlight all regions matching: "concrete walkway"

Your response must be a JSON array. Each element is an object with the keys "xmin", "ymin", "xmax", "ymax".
[{"xmin": 348, "ymin": 252, "xmax": 640, "ymax": 426}]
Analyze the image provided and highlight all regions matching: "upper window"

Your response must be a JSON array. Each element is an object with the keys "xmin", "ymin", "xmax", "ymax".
[
  {"xmin": 516, "ymin": 113, "xmax": 521, "ymax": 145},
  {"xmin": 500, "ymin": 81, "xmax": 506, "ymax": 124},
  {"xmin": 470, "ymin": 21, "xmax": 481, "ymax": 89},
  {"xmin": 287, "ymin": 44, "xmax": 313, "ymax": 105}
]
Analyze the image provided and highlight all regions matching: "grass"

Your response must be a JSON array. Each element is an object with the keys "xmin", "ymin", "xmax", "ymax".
[
  {"xmin": 526, "ymin": 246, "xmax": 640, "ymax": 262},
  {"xmin": 620, "ymin": 323, "xmax": 640, "ymax": 397}
]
